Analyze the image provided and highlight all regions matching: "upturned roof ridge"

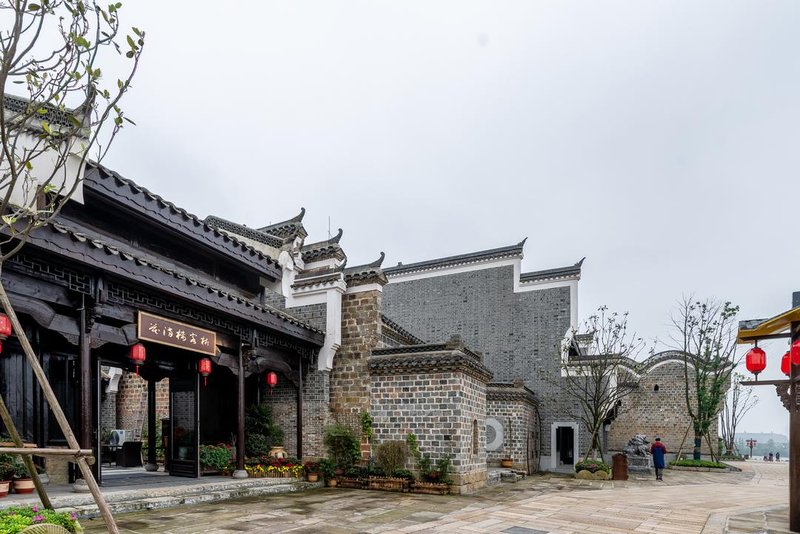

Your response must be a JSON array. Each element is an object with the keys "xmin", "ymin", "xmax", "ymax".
[
  {"xmin": 520, "ymin": 257, "xmax": 585, "ymax": 283},
  {"xmin": 384, "ymin": 241, "xmax": 526, "ymax": 276}
]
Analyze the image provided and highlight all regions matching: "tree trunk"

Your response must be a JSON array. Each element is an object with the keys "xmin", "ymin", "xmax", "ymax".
[{"xmin": 693, "ymin": 434, "xmax": 702, "ymax": 460}]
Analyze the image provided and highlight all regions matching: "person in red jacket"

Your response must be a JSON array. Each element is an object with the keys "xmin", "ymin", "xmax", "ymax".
[{"xmin": 650, "ymin": 437, "xmax": 667, "ymax": 481}]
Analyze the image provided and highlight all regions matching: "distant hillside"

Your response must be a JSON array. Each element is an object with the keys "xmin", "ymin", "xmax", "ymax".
[{"xmin": 738, "ymin": 432, "xmax": 788, "ymax": 444}]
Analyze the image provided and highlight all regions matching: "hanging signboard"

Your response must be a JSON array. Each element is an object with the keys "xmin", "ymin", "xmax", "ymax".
[{"xmin": 137, "ymin": 311, "xmax": 217, "ymax": 356}]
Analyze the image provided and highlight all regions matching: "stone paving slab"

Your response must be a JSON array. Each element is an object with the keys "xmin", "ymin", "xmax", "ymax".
[{"xmin": 77, "ymin": 462, "xmax": 789, "ymax": 533}]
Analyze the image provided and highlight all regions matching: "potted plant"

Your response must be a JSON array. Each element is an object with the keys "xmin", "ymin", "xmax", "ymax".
[
  {"xmin": 323, "ymin": 423, "xmax": 360, "ymax": 476},
  {"xmin": 500, "ymin": 458, "xmax": 513, "ymax": 468},
  {"xmin": 318, "ymin": 458, "xmax": 336, "ymax": 487},
  {"xmin": 304, "ymin": 461, "xmax": 320, "ymax": 483},
  {"xmin": 199, "ymin": 444, "xmax": 233, "ymax": 475},
  {"xmin": 0, "ymin": 462, "xmax": 14, "ymax": 498},
  {"xmin": 11, "ymin": 461, "xmax": 34, "ymax": 494}
]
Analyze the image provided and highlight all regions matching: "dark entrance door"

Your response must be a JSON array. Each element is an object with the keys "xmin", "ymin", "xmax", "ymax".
[
  {"xmin": 556, "ymin": 426, "xmax": 574, "ymax": 465},
  {"xmin": 169, "ymin": 375, "xmax": 199, "ymax": 477}
]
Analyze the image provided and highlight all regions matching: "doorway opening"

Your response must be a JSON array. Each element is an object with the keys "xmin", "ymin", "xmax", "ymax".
[{"xmin": 550, "ymin": 422, "xmax": 578, "ymax": 470}]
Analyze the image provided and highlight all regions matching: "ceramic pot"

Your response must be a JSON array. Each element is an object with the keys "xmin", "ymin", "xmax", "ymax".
[
  {"xmin": 307, "ymin": 473, "xmax": 319, "ymax": 482},
  {"xmin": 500, "ymin": 459, "xmax": 513, "ymax": 468},
  {"xmin": 13, "ymin": 478, "xmax": 35, "ymax": 494},
  {"xmin": 326, "ymin": 478, "xmax": 337, "ymax": 487},
  {"xmin": 0, "ymin": 480, "xmax": 9, "ymax": 498},
  {"xmin": 268, "ymin": 446, "xmax": 287, "ymax": 459}
]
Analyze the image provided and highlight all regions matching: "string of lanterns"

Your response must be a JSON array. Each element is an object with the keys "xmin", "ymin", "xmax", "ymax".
[{"xmin": 746, "ymin": 340, "xmax": 800, "ymax": 377}]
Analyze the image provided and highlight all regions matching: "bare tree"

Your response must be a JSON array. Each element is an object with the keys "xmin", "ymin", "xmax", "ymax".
[
  {"xmin": 720, "ymin": 372, "xmax": 758, "ymax": 457},
  {"xmin": 555, "ymin": 307, "xmax": 645, "ymax": 463},
  {"xmin": 0, "ymin": 2, "xmax": 144, "ymax": 532},
  {"xmin": 671, "ymin": 297, "xmax": 738, "ymax": 462}
]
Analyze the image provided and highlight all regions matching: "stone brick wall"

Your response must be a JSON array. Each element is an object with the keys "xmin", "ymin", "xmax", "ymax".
[
  {"xmin": 330, "ymin": 290, "xmax": 382, "ymax": 430},
  {"xmin": 609, "ymin": 357, "xmax": 719, "ymax": 456},
  {"xmin": 486, "ymin": 383, "xmax": 539, "ymax": 472},
  {"xmin": 382, "ymin": 265, "xmax": 576, "ymax": 465},
  {"xmin": 369, "ymin": 346, "xmax": 491, "ymax": 494},
  {"xmin": 114, "ymin": 373, "xmax": 169, "ymax": 437}
]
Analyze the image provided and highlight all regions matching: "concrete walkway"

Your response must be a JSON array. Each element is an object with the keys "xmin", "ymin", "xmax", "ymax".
[{"xmin": 76, "ymin": 461, "xmax": 789, "ymax": 533}]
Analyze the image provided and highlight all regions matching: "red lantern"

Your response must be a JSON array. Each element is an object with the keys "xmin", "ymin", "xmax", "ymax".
[
  {"xmin": 266, "ymin": 371, "xmax": 278, "ymax": 394},
  {"xmin": 745, "ymin": 347, "xmax": 766, "ymax": 377},
  {"xmin": 0, "ymin": 314, "xmax": 12, "ymax": 340},
  {"xmin": 129, "ymin": 343, "xmax": 146, "ymax": 375},
  {"xmin": 781, "ymin": 351, "xmax": 791, "ymax": 376},
  {"xmin": 792, "ymin": 340, "xmax": 800, "ymax": 365},
  {"xmin": 198, "ymin": 358, "xmax": 212, "ymax": 386}
]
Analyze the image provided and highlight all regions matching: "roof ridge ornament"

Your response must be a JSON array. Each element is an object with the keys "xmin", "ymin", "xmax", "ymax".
[
  {"xmin": 517, "ymin": 237, "xmax": 528, "ymax": 247},
  {"xmin": 329, "ymin": 227, "xmax": 343, "ymax": 243},
  {"xmin": 368, "ymin": 251, "xmax": 385, "ymax": 268},
  {"xmin": 289, "ymin": 207, "xmax": 306, "ymax": 223}
]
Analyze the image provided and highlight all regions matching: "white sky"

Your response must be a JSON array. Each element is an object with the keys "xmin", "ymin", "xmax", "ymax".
[{"xmin": 102, "ymin": 1, "xmax": 800, "ymax": 435}]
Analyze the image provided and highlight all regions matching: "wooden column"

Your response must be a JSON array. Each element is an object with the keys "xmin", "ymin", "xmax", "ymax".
[
  {"xmin": 79, "ymin": 299, "xmax": 92, "ymax": 452},
  {"xmin": 296, "ymin": 355, "xmax": 303, "ymax": 460},
  {"xmin": 146, "ymin": 379, "xmax": 157, "ymax": 470},
  {"xmin": 791, "ymin": 321, "xmax": 800, "ymax": 532},
  {"xmin": 235, "ymin": 345, "xmax": 246, "ymax": 475}
]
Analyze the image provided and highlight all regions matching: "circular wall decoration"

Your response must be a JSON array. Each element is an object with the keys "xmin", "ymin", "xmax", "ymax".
[{"xmin": 485, "ymin": 417, "xmax": 504, "ymax": 451}]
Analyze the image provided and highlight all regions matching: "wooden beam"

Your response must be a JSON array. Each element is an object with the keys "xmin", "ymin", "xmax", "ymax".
[
  {"xmin": 0, "ymin": 447, "xmax": 94, "ymax": 457},
  {"xmin": 791, "ymin": 321, "xmax": 800, "ymax": 533},
  {"xmin": 237, "ymin": 343, "xmax": 245, "ymax": 474},
  {"xmin": 296, "ymin": 355, "xmax": 303, "ymax": 460}
]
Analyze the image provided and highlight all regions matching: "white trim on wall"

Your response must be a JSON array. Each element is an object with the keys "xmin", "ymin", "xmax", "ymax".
[{"xmin": 345, "ymin": 283, "xmax": 384, "ymax": 295}]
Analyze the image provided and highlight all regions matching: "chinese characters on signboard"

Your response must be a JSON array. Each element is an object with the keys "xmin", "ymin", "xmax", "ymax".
[{"xmin": 137, "ymin": 311, "xmax": 217, "ymax": 356}]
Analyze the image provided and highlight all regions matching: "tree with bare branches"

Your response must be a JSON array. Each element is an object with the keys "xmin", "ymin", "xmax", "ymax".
[
  {"xmin": 0, "ymin": 2, "xmax": 143, "ymax": 532},
  {"xmin": 720, "ymin": 372, "xmax": 758, "ymax": 457},
  {"xmin": 671, "ymin": 298, "xmax": 738, "ymax": 462},
  {"xmin": 555, "ymin": 306, "xmax": 645, "ymax": 462}
]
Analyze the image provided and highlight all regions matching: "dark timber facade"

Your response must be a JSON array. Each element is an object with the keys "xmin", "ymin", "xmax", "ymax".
[{"xmin": 0, "ymin": 163, "xmax": 323, "ymax": 483}]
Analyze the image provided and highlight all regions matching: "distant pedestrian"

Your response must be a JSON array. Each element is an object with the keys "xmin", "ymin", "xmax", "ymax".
[
  {"xmin": 776, "ymin": 452, "xmax": 781, "ymax": 462},
  {"xmin": 769, "ymin": 452, "xmax": 774, "ymax": 462},
  {"xmin": 650, "ymin": 437, "xmax": 667, "ymax": 481}
]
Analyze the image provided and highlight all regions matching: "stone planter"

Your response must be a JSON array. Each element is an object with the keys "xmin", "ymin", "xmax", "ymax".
[
  {"xmin": 411, "ymin": 481, "xmax": 450, "ymax": 495},
  {"xmin": 13, "ymin": 478, "xmax": 35, "ymax": 494},
  {"xmin": 367, "ymin": 476, "xmax": 410, "ymax": 492}
]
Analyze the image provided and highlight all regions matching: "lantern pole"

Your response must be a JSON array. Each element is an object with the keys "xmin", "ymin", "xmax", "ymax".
[{"xmin": 791, "ymin": 321, "xmax": 800, "ymax": 532}]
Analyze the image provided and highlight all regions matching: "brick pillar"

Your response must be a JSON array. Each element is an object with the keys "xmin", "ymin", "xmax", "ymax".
[{"xmin": 330, "ymin": 289, "xmax": 382, "ymax": 431}]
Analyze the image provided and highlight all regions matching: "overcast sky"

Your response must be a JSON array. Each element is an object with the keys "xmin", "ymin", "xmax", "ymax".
[{"xmin": 103, "ymin": 1, "xmax": 800, "ymax": 436}]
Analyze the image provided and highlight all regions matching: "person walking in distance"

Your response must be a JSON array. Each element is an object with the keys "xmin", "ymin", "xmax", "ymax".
[{"xmin": 650, "ymin": 437, "xmax": 667, "ymax": 481}]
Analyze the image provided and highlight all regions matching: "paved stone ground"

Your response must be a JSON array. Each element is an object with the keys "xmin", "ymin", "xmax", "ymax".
[{"xmin": 81, "ymin": 462, "xmax": 789, "ymax": 533}]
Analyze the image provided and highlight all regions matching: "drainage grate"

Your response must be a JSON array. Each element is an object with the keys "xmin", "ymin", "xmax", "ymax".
[{"xmin": 502, "ymin": 528, "xmax": 550, "ymax": 534}]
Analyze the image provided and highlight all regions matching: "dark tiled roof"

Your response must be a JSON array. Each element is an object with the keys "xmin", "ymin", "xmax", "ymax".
[
  {"xmin": 487, "ymin": 382, "xmax": 538, "ymax": 406},
  {"xmin": 344, "ymin": 252, "xmax": 387, "ymax": 286},
  {"xmin": 3, "ymin": 93, "xmax": 77, "ymax": 129},
  {"xmin": 25, "ymin": 219, "xmax": 324, "ymax": 342},
  {"xmin": 384, "ymin": 239, "xmax": 527, "ymax": 277},
  {"xmin": 292, "ymin": 266, "xmax": 345, "ymax": 289},
  {"xmin": 258, "ymin": 208, "xmax": 308, "ymax": 241},
  {"xmin": 520, "ymin": 258, "xmax": 584, "ymax": 284},
  {"xmin": 301, "ymin": 228, "xmax": 346, "ymax": 263},
  {"xmin": 84, "ymin": 164, "xmax": 281, "ymax": 279},
  {"xmin": 205, "ymin": 216, "xmax": 284, "ymax": 248},
  {"xmin": 380, "ymin": 314, "xmax": 425, "ymax": 345},
  {"xmin": 370, "ymin": 338, "xmax": 492, "ymax": 382}
]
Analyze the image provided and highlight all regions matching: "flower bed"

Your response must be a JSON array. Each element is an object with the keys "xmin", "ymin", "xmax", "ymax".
[
  {"xmin": 0, "ymin": 506, "xmax": 81, "ymax": 533},
  {"xmin": 336, "ymin": 476, "xmax": 365, "ymax": 489},
  {"xmin": 244, "ymin": 457, "xmax": 304, "ymax": 478},
  {"xmin": 669, "ymin": 459, "xmax": 727, "ymax": 469},
  {"xmin": 367, "ymin": 476, "xmax": 410, "ymax": 492}
]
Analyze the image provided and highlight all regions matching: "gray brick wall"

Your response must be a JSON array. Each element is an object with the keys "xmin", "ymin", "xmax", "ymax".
[{"xmin": 382, "ymin": 265, "xmax": 576, "ymax": 460}]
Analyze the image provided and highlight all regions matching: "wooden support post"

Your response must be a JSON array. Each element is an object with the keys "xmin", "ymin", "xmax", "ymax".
[
  {"xmin": 146, "ymin": 379, "xmax": 157, "ymax": 470},
  {"xmin": 0, "ymin": 395, "xmax": 52, "ymax": 509},
  {"xmin": 791, "ymin": 321, "xmax": 800, "ymax": 532},
  {"xmin": 296, "ymin": 355, "xmax": 303, "ymax": 460},
  {"xmin": 0, "ymin": 280, "xmax": 119, "ymax": 534},
  {"xmin": 79, "ymin": 298, "xmax": 92, "ymax": 452},
  {"xmin": 235, "ymin": 345, "xmax": 246, "ymax": 476}
]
